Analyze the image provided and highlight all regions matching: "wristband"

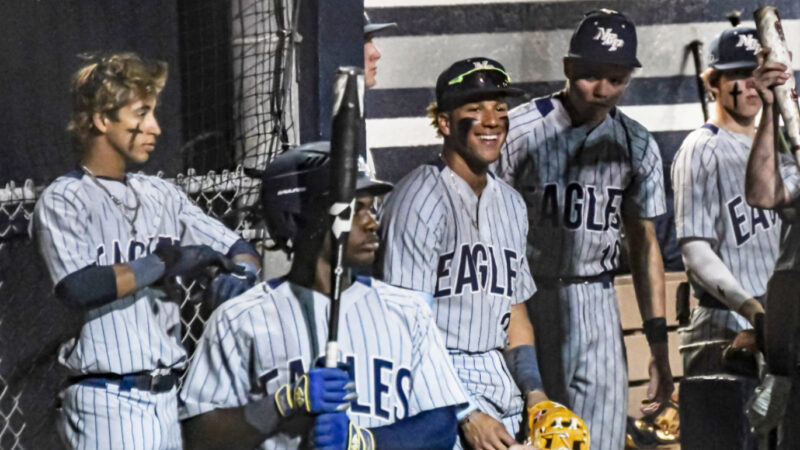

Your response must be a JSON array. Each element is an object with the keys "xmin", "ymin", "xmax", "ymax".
[
  {"xmin": 129, "ymin": 253, "xmax": 166, "ymax": 290},
  {"xmin": 504, "ymin": 345, "xmax": 544, "ymax": 394},
  {"xmin": 243, "ymin": 395, "xmax": 282, "ymax": 435},
  {"xmin": 643, "ymin": 317, "xmax": 668, "ymax": 345}
]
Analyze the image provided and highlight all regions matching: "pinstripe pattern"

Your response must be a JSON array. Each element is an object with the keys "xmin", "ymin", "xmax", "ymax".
[
  {"xmin": 672, "ymin": 125, "xmax": 784, "ymax": 377},
  {"xmin": 528, "ymin": 282, "xmax": 627, "ymax": 450},
  {"xmin": 774, "ymin": 154, "xmax": 800, "ymax": 272},
  {"xmin": 32, "ymin": 170, "xmax": 242, "ymax": 450},
  {"xmin": 378, "ymin": 162, "xmax": 534, "ymax": 436},
  {"xmin": 179, "ymin": 277, "xmax": 468, "ymax": 449},
  {"xmin": 673, "ymin": 126, "xmax": 781, "ymax": 299},
  {"xmin": 497, "ymin": 96, "xmax": 667, "ymax": 277},
  {"xmin": 57, "ymin": 384, "xmax": 182, "ymax": 450},
  {"xmin": 496, "ymin": 95, "xmax": 663, "ymax": 450}
]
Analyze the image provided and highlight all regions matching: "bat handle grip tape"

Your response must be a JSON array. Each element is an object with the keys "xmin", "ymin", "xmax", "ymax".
[{"xmin": 325, "ymin": 341, "xmax": 340, "ymax": 368}]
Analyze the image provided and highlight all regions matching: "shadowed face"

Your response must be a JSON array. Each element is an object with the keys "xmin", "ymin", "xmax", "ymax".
[
  {"xmin": 564, "ymin": 58, "xmax": 633, "ymax": 123},
  {"xmin": 344, "ymin": 193, "xmax": 380, "ymax": 268},
  {"xmin": 100, "ymin": 96, "xmax": 161, "ymax": 163},
  {"xmin": 439, "ymin": 99, "xmax": 509, "ymax": 171}
]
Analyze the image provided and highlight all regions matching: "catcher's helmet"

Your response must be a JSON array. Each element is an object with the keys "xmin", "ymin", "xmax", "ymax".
[
  {"xmin": 527, "ymin": 401, "xmax": 590, "ymax": 450},
  {"xmin": 260, "ymin": 141, "xmax": 392, "ymax": 251}
]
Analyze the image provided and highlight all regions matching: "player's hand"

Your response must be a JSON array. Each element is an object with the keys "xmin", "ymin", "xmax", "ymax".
[
  {"xmin": 293, "ymin": 367, "xmax": 357, "ymax": 414},
  {"xmin": 206, "ymin": 264, "xmax": 257, "ymax": 309},
  {"xmin": 722, "ymin": 329, "xmax": 760, "ymax": 377},
  {"xmin": 461, "ymin": 411, "xmax": 516, "ymax": 450},
  {"xmin": 525, "ymin": 390, "xmax": 548, "ymax": 409},
  {"xmin": 154, "ymin": 242, "xmax": 234, "ymax": 281},
  {"xmin": 312, "ymin": 412, "xmax": 374, "ymax": 450},
  {"xmin": 752, "ymin": 47, "xmax": 792, "ymax": 105},
  {"xmin": 641, "ymin": 344, "xmax": 674, "ymax": 416}
]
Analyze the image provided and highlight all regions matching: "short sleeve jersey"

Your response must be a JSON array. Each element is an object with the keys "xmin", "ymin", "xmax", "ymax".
[
  {"xmin": 672, "ymin": 124, "xmax": 783, "ymax": 297},
  {"xmin": 31, "ymin": 170, "xmax": 241, "ymax": 374},
  {"xmin": 496, "ymin": 95, "xmax": 667, "ymax": 277},
  {"xmin": 179, "ymin": 277, "xmax": 468, "ymax": 449},
  {"xmin": 379, "ymin": 161, "xmax": 536, "ymax": 352}
]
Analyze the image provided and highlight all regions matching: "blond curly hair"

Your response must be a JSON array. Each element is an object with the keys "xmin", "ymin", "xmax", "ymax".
[{"xmin": 67, "ymin": 52, "xmax": 167, "ymax": 147}]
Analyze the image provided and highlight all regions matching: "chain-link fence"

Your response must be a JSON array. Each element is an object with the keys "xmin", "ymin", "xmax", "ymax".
[{"xmin": 0, "ymin": 0, "xmax": 299, "ymax": 447}]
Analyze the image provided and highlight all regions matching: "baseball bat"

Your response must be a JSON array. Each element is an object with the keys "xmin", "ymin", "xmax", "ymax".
[
  {"xmin": 754, "ymin": 7, "xmax": 800, "ymax": 160},
  {"xmin": 687, "ymin": 40, "xmax": 709, "ymax": 122},
  {"xmin": 325, "ymin": 66, "xmax": 365, "ymax": 368}
]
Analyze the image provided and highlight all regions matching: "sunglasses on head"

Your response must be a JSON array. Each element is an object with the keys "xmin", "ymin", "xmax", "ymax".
[{"xmin": 447, "ymin": 66, "xmax": 512, "ymax": 87}]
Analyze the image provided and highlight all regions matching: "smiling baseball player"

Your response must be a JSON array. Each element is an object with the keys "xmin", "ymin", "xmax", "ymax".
[
  {"xmin": 378, "ymin": 57, "xmax": 549, "ymax": 449},
  {"xmin": 179, "ymin": 142, "xmax": 468, "ymax": 450},
  {"xmin": 31, "ymin": 52, "xmax": 260, "ymax": 449}
]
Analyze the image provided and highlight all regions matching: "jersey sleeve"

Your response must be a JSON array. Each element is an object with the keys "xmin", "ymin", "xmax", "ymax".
[
  {"xmin": 513, "ymin": 204, "xmax": 536, "ymax": 304},
  {"xmin": 622, "ymin": 129, "xmax": 667, "ymax": 219},
  {"xmin": 671, "ymin": 134, "xmax": 720, "ymax": 243},
  {"xmin": 164, "ymin": 181, "xmax": 241, "ymax": 253},
  {"xmin": 405, "ymin": 303, "xmax": 469, "ymax": 417},
  {"xmin": 779, "ymin": 152, "xmax": 800, "ymax": 200},
  {"xmin": 494, "ymin": 111, "xmax": 532, "ymax": 186},
  {"xmin": 32, "ymin": 186, "xmax": 96, "ymax": 284},
  {"xmin": 379, "ymin": 181, "xmax": 442, "ymax": 294},
  {"xmin": 179, "ymin": 307, "xmax": 252, "ymax": 419}
]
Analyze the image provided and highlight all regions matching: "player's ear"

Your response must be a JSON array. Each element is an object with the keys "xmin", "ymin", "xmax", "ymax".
[
  {"xmin": 563, "ymin": 57, "xmax": 573, "ymax": 79},
  {"xmin": 92, "ymin": 112, "xmax": 109, "ymax": 133},
  {"xmin": 437, "ymin": 112, "xmax": 452, "ymax": 137}
]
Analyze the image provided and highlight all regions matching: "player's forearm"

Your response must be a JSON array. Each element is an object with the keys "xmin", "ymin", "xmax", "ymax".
[
  {"xmin": 680, "ymin": 239, "xmax": 757, "ymax": 313},
  {"xmin": 624, "ymin": 217, "xmax": 666, "ymax": 321},
  {"xmin": 746, "ymin": 104, "xmax": 786, "ymax": 209},
  {"xmin": 370, "ymin": 406, "xmax": 458, "ymax": 450}
]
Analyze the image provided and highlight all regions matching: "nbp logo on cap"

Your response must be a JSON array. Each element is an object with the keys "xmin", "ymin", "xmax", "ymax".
[
  {"xmin": 708, "ymin": 27, "xmax": 761, "ymax": 70},
  {"xmin": 567, "ymin": 9, "xmax": 641, "ymax": 67}
]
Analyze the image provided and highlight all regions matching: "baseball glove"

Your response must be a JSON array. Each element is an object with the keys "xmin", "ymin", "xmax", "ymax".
[{"xmin": 526, "ymin": 401, "xmax": 590, "ymax": 450}]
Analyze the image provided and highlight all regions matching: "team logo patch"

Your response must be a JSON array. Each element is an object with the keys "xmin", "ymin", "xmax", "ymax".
[
  {"xmin": 593, "ymin": 27, "xmax": 624, "ymax": 51},
  {"xmin": 736, "ymin": 34, "xmax": 762, "ymax": 55},
  {"xmin": 472, "ymin": 60, "xmax": 495, "ymax": 70}
]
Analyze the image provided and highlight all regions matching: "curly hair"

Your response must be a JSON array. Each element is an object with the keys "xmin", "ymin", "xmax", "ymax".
[
  {"xmin": 426, "ymin": 101, "xmax": 445, "ymax": 137},
  {"xmin": 67, "ymin": 52, "xmax": 167, "ymax": 147}
]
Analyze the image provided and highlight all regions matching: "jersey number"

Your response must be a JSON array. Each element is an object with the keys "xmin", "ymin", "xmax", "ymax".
[{"xmin": 600, "ymin": 241, "xmax": 621, "ymax": 272}]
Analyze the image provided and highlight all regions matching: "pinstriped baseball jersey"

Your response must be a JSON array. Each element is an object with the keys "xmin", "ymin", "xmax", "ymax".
[
  {"xmin": 179, "ymin": 277, "xmax": 468, "ymax": 449},
  {"xmin": 32, "ymin": 170, "xmax": 241, "ymax": 375},
  {"xmin": 672, "ymin": 124, "xmax": 782, "ymax": 300},
  {"xmin": 379, "ymin": 161, "xmax": 536, "ymax": 352},
  {"xmin": 496, "ymin": 96, "xmax": 667, "ymax": 277},
  {"xmin": 772, "ymin": 151, "xmax": 800, "ymax": 272}
]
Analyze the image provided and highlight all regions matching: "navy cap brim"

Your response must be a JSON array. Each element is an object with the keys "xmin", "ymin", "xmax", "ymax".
[
  {"xmin": 567, "ymin": 52, "xmax": 642, "ymax": 68},
  {"xmin": 712, "ymin": 61, "xmax": 758, "ymax": 71},
  {"xmin": 364, "ymin": 22, "xmax": 397, "ymax": 36},
  {"xmin": 357, "ymin": 177, "xmax": 393, "ymax": 196}
]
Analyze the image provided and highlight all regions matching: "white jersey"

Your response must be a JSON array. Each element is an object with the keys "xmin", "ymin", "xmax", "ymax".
[
  {"xmin": 32, "ymin": 170, "xmax": 241, "ymax": 375},
  {"xmin": 496, "ymin": 96, "xmax": 667, "ymax": 277},
  {"xmin": 179, "ymin": 277, "xmax": 468, "ymax": 449},
  {"xmin": 379, "ymin": 161, "xmax": 536, "ymax": 352},
  {"xmin": 672, "ymin": 124, "xmax": 783, "ymax": 299},
  {"xmin": 773, "ymin": 150, "xmax": 800, "ymax": 272}
]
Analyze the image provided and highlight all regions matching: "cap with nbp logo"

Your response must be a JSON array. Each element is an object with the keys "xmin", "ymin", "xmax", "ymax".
[
  {"xmin": 708, "ymin": 27, "xmax": 761, "ymax": 70},
  {"xmin": 567, "ymin": 9, "xmax": 641, "ymax": 68}
]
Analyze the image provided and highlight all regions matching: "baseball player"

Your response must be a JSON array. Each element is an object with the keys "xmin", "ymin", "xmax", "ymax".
[
  {"xmin": 379, "ymin": 57, "xmax": 549, "ymax": 449},
  {"xmin": 494, "ymin": 9, "xmax": 674, "ymax": 450},
  {"xmin": 744, "ymin": 47, "xmax": 800, "ymax": 449},
  {"xmin": 672, "ymin": 27, "xmax": 780, "ymax": 377},
  {"xmin": 179, "ymin": 142, "xmax": 469, "ymax": 449},
  {"xmin": 30, "ymin": 52, "xmax": 260, "ymax": 449},
  {"xmin": 363, "ymin": 12, "xmax": 395, "ymax": 89}
]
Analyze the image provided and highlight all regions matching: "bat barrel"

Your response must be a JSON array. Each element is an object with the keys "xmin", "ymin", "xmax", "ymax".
[{"xmin": 326, "ymin": 66, "xmax": 364, "ymax": 368}]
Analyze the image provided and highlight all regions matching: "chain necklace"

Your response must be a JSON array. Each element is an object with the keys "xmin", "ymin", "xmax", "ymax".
[{"xmin": 81, "ymin": 165, "xmax": 141, "ymax": 236}]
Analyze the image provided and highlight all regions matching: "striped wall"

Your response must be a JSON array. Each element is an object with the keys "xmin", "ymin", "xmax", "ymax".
[{"xmin": 363, "ymin": 0, "xmax": 800, "ymax": 183}]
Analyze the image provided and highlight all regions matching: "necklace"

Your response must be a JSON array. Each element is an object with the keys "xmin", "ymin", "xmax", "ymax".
[{"xmin": 81, "ymin": 165, "xmax": 141, "ymax": 236}]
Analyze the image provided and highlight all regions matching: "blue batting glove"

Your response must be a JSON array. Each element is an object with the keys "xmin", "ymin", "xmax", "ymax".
[
  {"xmin": 293, "ymin": 367, "xmax": 356, "ymax": 414},
  {"xmin": 207, "ymin": 261, "xmax": 258, "ymax": 308},
  {"xmin": 313, "ymin": 412, "xmax": 375, "ymax": 450}
]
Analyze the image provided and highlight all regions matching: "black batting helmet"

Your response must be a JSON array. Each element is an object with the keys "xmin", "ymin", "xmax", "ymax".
[{"xmin": 260, "ymin": 141, "xmax": 392, "ymax": 252}]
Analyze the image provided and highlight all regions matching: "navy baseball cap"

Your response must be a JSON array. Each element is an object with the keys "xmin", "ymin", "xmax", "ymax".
[
  {"xmin": 364, "ymin": 12, "xmax": 397, "ymax": 39},
  {"xmin": 567, "ymin": 9, "xmax": 641, "ymax": 68},
  {"xmin": 435, "ymin": 57, "xmax": 525, "ymax": 111},
  {"xmin": 708, "ymin": 27, "xmax": 761, "ymax": 70}
]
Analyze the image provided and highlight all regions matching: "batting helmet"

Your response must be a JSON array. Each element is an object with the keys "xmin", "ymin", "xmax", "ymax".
[
  {"xmin": 527, "ymin": 401, "xmax": 590, "ymax": 450},
  {"xmin": 260, "ymin": 141, "xmax": 392, "ymax": 251}
]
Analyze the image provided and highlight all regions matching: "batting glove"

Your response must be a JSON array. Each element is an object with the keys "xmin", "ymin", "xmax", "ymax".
[
  {"xmin": 313, "ymin": 412, "xmax": 375, "ymax": 450},
  {"xmin": 274, "ymin": 367, "xmax": 356, "ymax": 418},
  {"xmin": 206, "ymin": 261, "xmax": 258, "ymax": 308}
]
